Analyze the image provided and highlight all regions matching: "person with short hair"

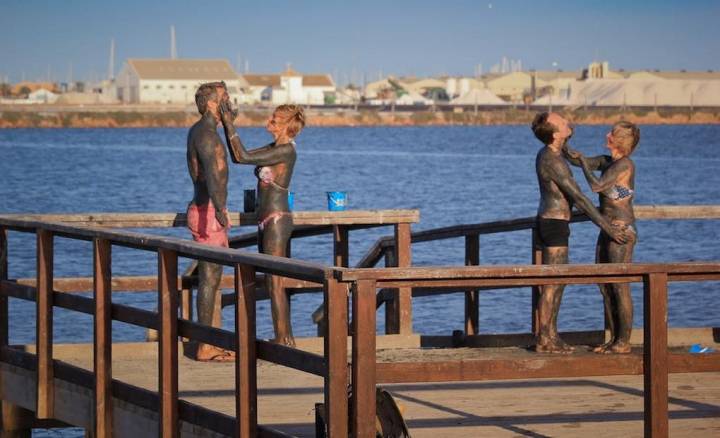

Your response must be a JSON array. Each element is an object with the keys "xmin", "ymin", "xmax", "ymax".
[
  {"xmin": 186, "ymin": 81, "xmax": 235, "ymax": 361},
  {"xmin": 219, "ymin": 99, "xmax": 305, "ymax": 347},
  {"xmin": 532, "ymin": 112, "xmax": 629, "ymax": 353},
  {"xmin": 564, "ymin": 121, "xmax": 640, "ymax": 354}
]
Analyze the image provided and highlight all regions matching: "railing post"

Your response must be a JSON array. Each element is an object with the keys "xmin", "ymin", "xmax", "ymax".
[
  {"xmin": 386, "ymin": 224, "xmax": 412, "ymax": 334},
  {"xmin": 0, "ymin": 226, "xmax": 7, "ymax": 347},
  {"xmin": 158, "ymin": 249, "xmax": 178, "ymax": 438},
  {"xmin": 324, "ymin": 277, "xmax": 348, "ymax": 438},
  {"xmin": 382, "ymin": 247, "xmax": 395, "ymax": 335},
  {"xmin": 313, "ymin": 223, "xmax": 359, "ymax": 338},
  {"xmin": 235, "ymin": 264, "xmax": 257, "ymax": 438},
  {"xmin": 643, "ymin": 272, "xmax": 669, "ymax": 438},
  {"xmin": 1, "ymin": 227, "xmax": 33, "ymax": 438},
  {"xmin": 93, "ymin": 239, "xmax": 113, "ymax": 438},
  {"xmin": 180, "ymin": 287, "xmax": 192, "ymax": 324},
  {"xmin": 179, "ymin": 263, "xmax": 196, "ymax": 336},
  {"xmin": 333, "ymin": 225, "xmax": 349, "ymax": 268},
  {"xmin": 36, "ymin": 229, "xmax": 54, "ymax": 419},
  {"xmin": 531, "ymin": 228, "xmax": 542, "ymax": 336},
  {"xmin": 464, "ymin": 234, "xmax": 480, "ymax": 335},
  {"xmin": 352, "ymin": 280, "xmax": 377, "ymax": 438}
]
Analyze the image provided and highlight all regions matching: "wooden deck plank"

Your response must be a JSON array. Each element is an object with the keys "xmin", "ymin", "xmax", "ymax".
[{"xmin": 20, "ymin": 342, "xmax": 719, "ymax": 438}]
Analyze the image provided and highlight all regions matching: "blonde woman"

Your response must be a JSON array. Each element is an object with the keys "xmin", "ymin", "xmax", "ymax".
[
  {"xmin": 220, "ymin": 101, "xmax": 305, "ymax": 347},
  {"xmin": 565, "ymin": 121, "xmax": 640, "ymax": 354}
]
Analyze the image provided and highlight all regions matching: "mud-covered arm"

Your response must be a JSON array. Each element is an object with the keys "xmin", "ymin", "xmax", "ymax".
[
  {"xmin": 580, "ymin": 157, "xmax": 629, "ymax": 193},
  {"xmin": 196, "ymin": 137, "xmax": 228, "ymax": 227},
  {"xmin": 563, "ymin": 144, "xmax": 611, "ymax": 170},
  {"xmin": 219, "ymin": 104, "xmax": 292, "ymax": 166},
  {"xmin": 547, "ymin": 160, "xmax": 627, "ymax": 243}
]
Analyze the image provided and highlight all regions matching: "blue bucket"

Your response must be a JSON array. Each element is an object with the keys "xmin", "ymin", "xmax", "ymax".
[
  {"xmin": 287, "ymin": 192, "xmax": 295, "ymax": 211},
  {"xmin": 326, "ymin": 191, "xmax": 347, "ymax": 211}
]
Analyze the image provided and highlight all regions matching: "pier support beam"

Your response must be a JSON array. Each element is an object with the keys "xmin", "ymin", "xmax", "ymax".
[
  {"xmin": 352, "ymin": 279, "xmax": 377, "ymax": 438},
  {"xmin": 158, "ymin": 249, "xmax": 178, "ymax": 438},
  {"xmin": 93, "ymin": 239, "xmax": 112, "ymax": 438},
  {"xmin": 531, "ymin": 228, "xmax": 541, "ymax": 336},
  {"xmin": 464, "ymin": 234, "xmax": 480, "ymax": 335},
  {"xmin": 0, "ymin": 227, "xmax": 32, "ymax": 438},
  {"xmin": 644, "ymin": 273, "xmax": 669, "ymax": 438},
  {"xmin": 324, "ymin": 278, "xmax": 348, "ymax": 438},
  {"xmin": 235, "ymin": 264, "xmax": 257, "ymax": 438},
  {"xmin": 0, "ymin": 404, "xmax": 32, "ymax": 438},
  {"xmin": 333, "ymin": 226, "xmax": 349, "ymax": 268},
  {"xmin": 35, "ymin": 230, "xmax": 54, "ymax": 419},
  {"xmin": 0, "ymin": 227, "xmax": 7, "ymax": 347},
  {"xmin": 386, "ymin": 224, "xmax": 412, "ymax": 335}
]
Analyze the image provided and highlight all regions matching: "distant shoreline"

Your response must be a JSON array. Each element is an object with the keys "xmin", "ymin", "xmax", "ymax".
[{"xmin": 1, "ymin": 105, "xmax": 718, "ymax": 128}]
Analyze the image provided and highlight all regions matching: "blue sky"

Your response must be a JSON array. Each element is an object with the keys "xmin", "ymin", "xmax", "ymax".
[{"xmin": 1, "ymin": 0, "xmax": 718, "ymax": 84}]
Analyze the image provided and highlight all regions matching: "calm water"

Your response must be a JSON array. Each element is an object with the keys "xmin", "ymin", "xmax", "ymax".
[{"xmin": 1, "ymin": 125, "xmax": 719, "ymax": 349}]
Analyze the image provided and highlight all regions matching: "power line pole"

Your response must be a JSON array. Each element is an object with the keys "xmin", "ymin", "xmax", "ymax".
[
  {"xmin": 170, "ymin": 25, "xmax": 177, "ymax": 59},
  {"xmin": 108, "ymin": 38, "xmax": 115, "ymax": 80}
]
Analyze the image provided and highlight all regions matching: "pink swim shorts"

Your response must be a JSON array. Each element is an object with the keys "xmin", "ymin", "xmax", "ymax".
[{"xmin": 186, "ymin": 203, "xmax": 230, "ymax": 247}]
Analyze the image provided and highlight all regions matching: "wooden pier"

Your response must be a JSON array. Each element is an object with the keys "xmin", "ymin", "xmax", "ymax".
[
  {"xmin": 0, "ymin": 206, "xmax": 719, "ymax": 437},
  {"xmin": 3, "ymin": 338, "xmax": 719, "ymax": 437}
]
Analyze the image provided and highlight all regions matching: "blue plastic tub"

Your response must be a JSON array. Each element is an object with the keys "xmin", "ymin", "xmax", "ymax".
[{"xmin": 326, "ymin": 191, "xmax": 347, "ymax": 211}]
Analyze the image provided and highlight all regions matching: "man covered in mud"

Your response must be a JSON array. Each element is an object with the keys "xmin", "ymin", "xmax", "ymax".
[
  {"xmin": 185, "ymin": 81, "xmax": 236, "ymax": 361},
  {"xmin": 531, "ymin": 112, "xmax": 629, "ymax": 353}
]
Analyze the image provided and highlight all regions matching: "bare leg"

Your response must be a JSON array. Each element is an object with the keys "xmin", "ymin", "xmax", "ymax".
[
  {"xmin": 260, "ymin": 215, "xmax": 295, "ymax": 347},
  {"xmin": 195, "ymin": 261, "xmax": 234, "ymax": 360},
  {"xmin": 593, "ymin": 233, "xmax": 616, "ymax": 353},
  {"xmin": 604, "ymin": 233, "xmax": 636, "ymax": 354},
  {"xmin": 536, "ymin": 246, "xmax": 574, "ymax": 353}
]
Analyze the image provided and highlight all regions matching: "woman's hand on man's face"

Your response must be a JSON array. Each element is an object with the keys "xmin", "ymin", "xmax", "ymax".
[
  {"xmin": 219, "ymin": 99, "xmax": 234, "ymax": 123},
  {"xmin": 563, "ymin": 144, "xmax": 582, "ymax": 160}
]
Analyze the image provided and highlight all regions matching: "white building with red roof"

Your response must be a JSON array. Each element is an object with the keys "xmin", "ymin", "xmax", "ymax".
[{"xmin": 242, "ymin": 67, "xmax": 335, "ymax": 105}]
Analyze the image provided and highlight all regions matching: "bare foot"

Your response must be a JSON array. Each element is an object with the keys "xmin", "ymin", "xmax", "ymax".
[
  {"xmin": 593, "ymin": 342, "xmax": 613, "ymax": 354},
  {"xmin": 195, "ymin": 344, "xmax": 236, "ymax": 362},
  {"xmin": 536, "ymin": 338, "xmax": 574, "ymax": 354},
  {"xmin": 606, "ymin": 342, "xmax": 631, "ymax": 354},
  {"xmin": 553, "ymin": 336, "xmax": 576, "ymax": 353}
]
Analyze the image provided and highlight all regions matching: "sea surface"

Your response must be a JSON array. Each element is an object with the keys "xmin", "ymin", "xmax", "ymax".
[
  {"xmin": 1, "ymin": 124, "xmax": 720, "ymax": 437},
  {"xmin": 1, "ymin": 124, "xmax": 719, "ymax": 344}
]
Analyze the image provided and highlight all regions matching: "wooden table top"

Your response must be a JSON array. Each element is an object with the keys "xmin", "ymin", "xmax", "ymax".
[{"xmin": 0, "ymin": 209, "xmax": 420, "ymax": 228}]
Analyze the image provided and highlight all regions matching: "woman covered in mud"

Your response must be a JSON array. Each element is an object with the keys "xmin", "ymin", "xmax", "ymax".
[
  {"xmin": 565, "ymin": 121, "xmax": 640, "ymax": 354},
  {"xmin": 219, "ymin": 99, "xmax": 305, "ymax": 347}
]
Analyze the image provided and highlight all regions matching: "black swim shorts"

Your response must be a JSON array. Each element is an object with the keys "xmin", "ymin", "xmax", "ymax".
[{"xmin": 536, "ymin": 218, "xmax": 570, "ymax": 247}]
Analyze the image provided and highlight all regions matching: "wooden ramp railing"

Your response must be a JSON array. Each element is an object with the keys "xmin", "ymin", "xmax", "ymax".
[
  {"xmin": 0, "ymin": 217, "xmax": 344, "ymax": 437},
  {"xmin": 3, "ymin": 209, "xmax": 418, "ymax": 333},
  {"xmin": 0, "ymin": 207, "xmax": 718, "ymax": 437},
  {"xmin": 353, "ymin": 205, "xmax": 720, "ymax": 336},
  {"xmin": 335, "ymin": 262, "xmax": 720, "ymax": 438}
]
